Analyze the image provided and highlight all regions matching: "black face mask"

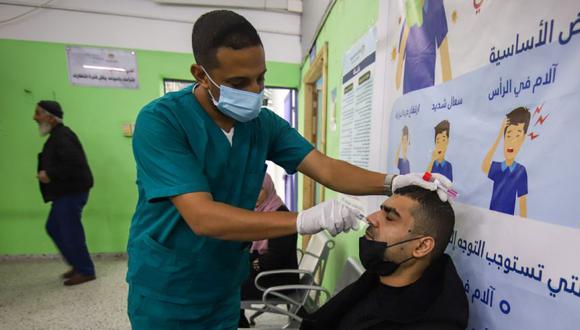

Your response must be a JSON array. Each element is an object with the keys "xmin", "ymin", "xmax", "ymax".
[{"xmin": 358, "ymin": 236, "xmax": 423, "ymax": 276}]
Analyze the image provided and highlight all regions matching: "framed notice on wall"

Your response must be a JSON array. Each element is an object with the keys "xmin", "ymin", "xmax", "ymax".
[{"xmin": 66, "ymin": 46, "xmax": 139, "ymax": 89}]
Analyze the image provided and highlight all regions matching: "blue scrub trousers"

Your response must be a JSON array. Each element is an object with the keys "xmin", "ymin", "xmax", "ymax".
[
  {"xmin": 128, "ymin": 286, "xmax": 241, "ymax": 329},
  {"xmin": 45, "ymin": 192, "xmax": 95, "ymax": 276}
]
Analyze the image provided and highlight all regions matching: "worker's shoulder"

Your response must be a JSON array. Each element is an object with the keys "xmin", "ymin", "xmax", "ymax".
[
  {"xmin": 258, "ymin": 106, "xmax": 276, "ymax": 117},
  {"xmin": 138, "ymin": 85, "xmax": 200, "ymax": 122},
  {"xmin": 256, "ymin": 106, "xmax": 286, "ymax": 125}
]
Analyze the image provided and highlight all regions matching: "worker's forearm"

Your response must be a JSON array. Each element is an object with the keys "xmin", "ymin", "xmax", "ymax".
[
  {"xmin": 183, "ymin": 201, "xmax": 298, "ymax": 241},
  {"xmin": 323, "ymin": 158, "xmax": 386, "ymax": 195}
]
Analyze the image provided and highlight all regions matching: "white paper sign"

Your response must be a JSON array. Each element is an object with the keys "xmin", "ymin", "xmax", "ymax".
[{"xmin": 66, "ymin": 46, "xmax": 139, "ymax": 89}]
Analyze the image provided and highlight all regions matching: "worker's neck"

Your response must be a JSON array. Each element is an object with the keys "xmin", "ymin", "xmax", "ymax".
[{"xmin": 194, "ymin": 85, "xmax": 235, "ymax": 132}]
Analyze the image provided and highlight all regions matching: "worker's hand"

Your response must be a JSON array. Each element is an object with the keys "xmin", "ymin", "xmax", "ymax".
[
  {"xmin": 297, "ymin": 200, "xmax": 363, "ymax": 237},
  {"xmin": 37, "ymin": 170, "xmax": 51, "ymax": 184},
  {"xmin": 392, "ymin": 172, "xmax": 453, "ymax": 202}
]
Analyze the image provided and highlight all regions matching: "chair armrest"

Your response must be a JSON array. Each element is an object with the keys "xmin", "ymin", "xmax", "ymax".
[
  {"xmin": 260, "ymin": 285, "xmax": 331, "ymax": 323},
  {"xmin": 263, "ymin": 285, "xmax": 331, "ymax": 305},
  {"xmin": 254, "ymin": 269, "xmax": 315, "ymax": 291}
]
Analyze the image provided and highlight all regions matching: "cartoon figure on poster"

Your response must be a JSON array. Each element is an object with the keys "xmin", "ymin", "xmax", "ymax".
[
  {"xmin": 481, "ymin": 107, "xmax": 530, "ymax": 217},
  {"xmin": 395, "ymin": 125, "xmax": 411, "ymax": 174},
  {"xmin": 395, "ymin": 0, "xmax": 453, "ymax": 94},
  {"xmin": 426, "ymin": 120, "xmax": 453, "ymax": 181}
]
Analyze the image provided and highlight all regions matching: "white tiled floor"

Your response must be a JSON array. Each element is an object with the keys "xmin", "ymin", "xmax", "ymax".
[{"xmin": 0, "ymin": 256, "xmax": 289, "ymax": 329}]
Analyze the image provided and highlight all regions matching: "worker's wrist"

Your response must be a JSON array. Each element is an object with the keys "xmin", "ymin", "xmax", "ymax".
[{"xmin": 384, "ymin": 174, "xmax": 397, "ymax": 196}]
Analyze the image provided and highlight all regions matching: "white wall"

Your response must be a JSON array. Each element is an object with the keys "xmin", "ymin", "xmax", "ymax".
[
  {"xmin": 300, "ymin": 0, "xmax": 332, "ymax": 57},
  {"xmin": 0, "ymin": 0, "xmax": 302, "ymax": 63},
  {"xmin": 265, "ymin": 88, "xmax": 293, "ymax": 202}
]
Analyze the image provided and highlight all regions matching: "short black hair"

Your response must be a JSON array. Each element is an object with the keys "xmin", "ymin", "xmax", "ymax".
[
  {"xmin": 394, "ymin": 185, "xmax": 455, "ymax": 260},
  {"xmin": 434, "ymin": 120, "xmax": 450, "ymax": 142},
  {"xmin": 505, "ymin": 107, "xmax": 531, "ymax": 135},
  {"xmin": 191, "ymin": 10, "xmax": 263, "ymax": 69}
]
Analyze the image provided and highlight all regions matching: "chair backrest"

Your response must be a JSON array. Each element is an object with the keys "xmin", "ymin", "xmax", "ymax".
[
  {"xmin": 334, "ymin": 257, "xmax": 365, "ymax": 294},
  {"xmin": 297, "ymin": 231, "xmax": 335, "ymax": 286}
]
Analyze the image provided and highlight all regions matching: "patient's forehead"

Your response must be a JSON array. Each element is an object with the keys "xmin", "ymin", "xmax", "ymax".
[{"xmin": 382, "ymin": 195, "xmax": 418, "ymax": 220}]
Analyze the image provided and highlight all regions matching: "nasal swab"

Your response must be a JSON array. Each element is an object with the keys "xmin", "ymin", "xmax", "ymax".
[{"xmin": 422, "ymin": 172, "xmax": 459, "ymax": 199}]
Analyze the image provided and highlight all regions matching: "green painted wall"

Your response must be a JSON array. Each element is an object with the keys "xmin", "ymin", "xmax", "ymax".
[
  {"xmin": 297, "ymin": 0, "xmax": 380, "ymax": 295},
  {"xmin": 0, "ymin": 39, "xmax": 300, "ymax": 255}
]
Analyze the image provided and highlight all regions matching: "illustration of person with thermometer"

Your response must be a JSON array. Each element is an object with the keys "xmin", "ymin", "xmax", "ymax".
[{"xmin": 481, "ymin": 107, "xmax": 530, "ymax": 217}]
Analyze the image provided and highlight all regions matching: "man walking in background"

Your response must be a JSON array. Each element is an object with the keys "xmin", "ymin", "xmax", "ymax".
[{"xmin": 34, "ymin": 100, "xmax": 96, "ymax": 286}]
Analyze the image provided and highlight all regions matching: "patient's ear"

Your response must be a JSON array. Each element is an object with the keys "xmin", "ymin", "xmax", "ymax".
[{"xmin": 412, "ymin": 236, "xmax": 435, "ymax": 258}]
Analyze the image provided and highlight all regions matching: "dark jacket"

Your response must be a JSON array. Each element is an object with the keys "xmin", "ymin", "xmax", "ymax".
[
  {"xmin": 242, "ymin": 204, "xmax": 299, "ymax": 300},
  {"xmin": 300, "ymin": 254, "xmax": 468, "ymax": 330},
  {"xmin": 37, "ymin": 124, "xmax": 93, "ymax": 202}
]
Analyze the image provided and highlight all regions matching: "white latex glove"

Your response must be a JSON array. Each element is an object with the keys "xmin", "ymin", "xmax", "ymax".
[
  {"xmin": 392, "ymin": 172, "xmax": 453, "ymax": 202},
  {"xmin": 296, "ymin": 200, "xmax": 363, "ymax": 236}
]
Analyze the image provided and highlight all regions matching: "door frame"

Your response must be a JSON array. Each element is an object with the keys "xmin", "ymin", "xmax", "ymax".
[{"xmin": 301, "ymin": 42, "xmax": 328, "ymax": 250}]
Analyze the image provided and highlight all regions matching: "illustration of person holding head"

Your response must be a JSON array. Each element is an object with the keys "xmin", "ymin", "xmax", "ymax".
[
  {"xmin": 395, "ymin": 126, "xmax": 411, "ymax": 175},
  {"xmin": 481, "ymin": 107, "xmax": 530, "ymax": 217},
  {"xmin": 395, "ymin": 0, "xmax": 452, "ymax": 94},
  {"xmin": 427, "ymin": 120, "xmax": 452, "ymax": 181}
]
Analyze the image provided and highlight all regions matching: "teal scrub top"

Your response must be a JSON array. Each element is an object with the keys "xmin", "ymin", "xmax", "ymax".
[{"xmin": 126, "ymin": 85, "xmax": 313, "ymax": 305}]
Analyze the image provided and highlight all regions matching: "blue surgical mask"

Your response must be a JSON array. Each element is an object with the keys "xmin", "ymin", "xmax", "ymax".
[{"xmin": 202, "ymin": 67, "xmax": 264, "ymax": 122}]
